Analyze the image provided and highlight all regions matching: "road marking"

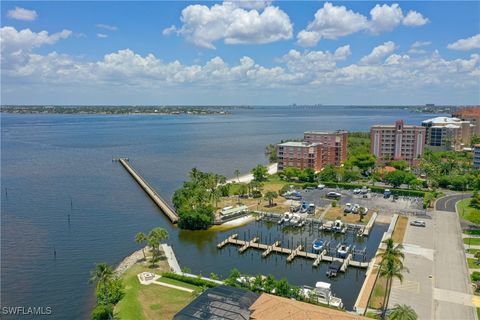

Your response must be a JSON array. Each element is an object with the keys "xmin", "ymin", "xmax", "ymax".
[
  {"xmin": 391, "ymin": 280, "xmax": 420, "ymax": 293},
  {"xmin": 434, "ymin": 288, "xmax": 477, "ymax": 307}
]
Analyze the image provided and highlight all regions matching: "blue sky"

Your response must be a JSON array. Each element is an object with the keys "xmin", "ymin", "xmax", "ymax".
[{"xmin": 1, "ymin": 1, "xmax": 479, "ymax": 105}]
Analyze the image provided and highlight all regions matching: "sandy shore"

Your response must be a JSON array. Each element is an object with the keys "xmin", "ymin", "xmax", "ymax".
[{"xmin": 226, "ymin": 163, "xmax": 278, "ymax": 184}]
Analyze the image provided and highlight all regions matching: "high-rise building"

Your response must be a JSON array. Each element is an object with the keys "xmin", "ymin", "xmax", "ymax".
[
  {"xmin": 452, "ymin": 107, "xmax": 480, "ymax": 135},
  {"xmin": 303, "ymin": 130, "xmax": 348, "ymax": 165},
  {"xmin": 474, "ymin": 145, "xmax": 480, "ymax": 169},
  {"xmin": 277, "ymin": 141, "xmax": 340, "ymax": 172},
  {"xmin": 422, "ymin": 117, "xmax": 473, "ymax": 151},
  {"xmin": 370, "ymin": 120, "xmax": 426, "ymax": 165}
]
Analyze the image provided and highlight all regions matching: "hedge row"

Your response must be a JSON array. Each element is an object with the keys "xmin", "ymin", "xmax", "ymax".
[
  {"xmin": 321, "ymin": 181, "xmax": 426, "ymax": 197},
  {"xmin": 161, "ymin": 272, "xmax": 219, "ymax": 288}
]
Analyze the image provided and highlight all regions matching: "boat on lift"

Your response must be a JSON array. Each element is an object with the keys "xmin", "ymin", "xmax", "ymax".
[
  {"xmin": 312, "ymin": 239, "xmax": 325, "ymax": 251},
  {"xmin": 299, "ymin": 281, "xmax": 343, "ymax": 308},
  {"xmin": 337, "ymin": 243, "xmax": 350, "ymax": 258}
]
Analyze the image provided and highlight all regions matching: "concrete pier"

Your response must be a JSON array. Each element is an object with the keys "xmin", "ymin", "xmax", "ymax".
[
  {"xmin": 218, "ymin": 235, "xmax": 370, "ymax": 270},
  {"xmin": 118, "ymin": 158, "xmax": 179, "ymax": 223}
]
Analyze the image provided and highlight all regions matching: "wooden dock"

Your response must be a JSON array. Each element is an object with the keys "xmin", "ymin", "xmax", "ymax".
[
  {"xmin": 218, "ymin": 235, "xmax": 370, "ymax": 270},
  {"xmin": 118, "ymin": 158, "xmax": 179, "ymax": 223}
]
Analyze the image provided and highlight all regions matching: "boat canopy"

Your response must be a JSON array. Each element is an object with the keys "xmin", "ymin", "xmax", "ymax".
[{"xmin": 315, "ymin": 281, "xmax": 331, "ymax": 289}]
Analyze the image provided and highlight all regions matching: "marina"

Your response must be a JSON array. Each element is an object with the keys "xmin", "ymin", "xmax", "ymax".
[{"xmin": 217, "ymin": 233, "xmax": 370, "ymax": 270}]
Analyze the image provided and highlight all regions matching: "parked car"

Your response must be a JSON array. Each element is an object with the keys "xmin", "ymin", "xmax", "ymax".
[
  {"xmin": 353, "ymin": 189, "xmax": 361, "ymax": 194},
  {"xmin": 383, "ymin": 189, "xmax": 391, "ymax": 198},
  {"xmin": 317, "ymin": 184, "xmax": 325, "ymax": 190},
  {"xmin": 327, "ymin": 192, "xmax": 341, "ymax": 199},
  {"xmin": 410, "ymin": 220, "xmax": 426, "ymax": 227},
  {"xmin": 352, "ymin": 204, "xmax": 360, "ymax": 214},
  {"xmin": 344, "ymin": 203, "xmax": 353, "ymax": 213},
  {"xmin": 360, "ymin": 187, "xmax": 369, "ymax": 194}
]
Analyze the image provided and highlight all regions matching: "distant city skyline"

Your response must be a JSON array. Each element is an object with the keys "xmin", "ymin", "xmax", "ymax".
[{"xmin": 1, "ymin": 1, "xmax": 479, "ymax": 105}]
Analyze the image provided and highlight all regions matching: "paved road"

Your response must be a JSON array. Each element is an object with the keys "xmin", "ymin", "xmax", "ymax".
[
  {"xmin": 436, "ymin": 194, "xmax": 471, "ymax": 212},
  {"xmin": 389, "ymin": 194, "xmax": 477, "ymax": 320}
]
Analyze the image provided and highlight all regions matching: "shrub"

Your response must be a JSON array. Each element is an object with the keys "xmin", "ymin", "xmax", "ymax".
[
  {"xmin": 472, "ymin": 271, "xmax": 480, "ymax": 282},
  {"xmin": 332, "ymin": 201, "xmax": 337, "ymax": 207},
  {"xmin": 92, "ymin": 304, "xmax": 113, "ymax": 320},
  {"xmin": 162, "ymin": 272, "xmax": 219, "ymax": 288}
]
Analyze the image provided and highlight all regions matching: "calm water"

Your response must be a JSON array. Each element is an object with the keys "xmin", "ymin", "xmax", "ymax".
[{"xmin": 1, "ymin": 106, "xmax": 441, "ymax": 319}]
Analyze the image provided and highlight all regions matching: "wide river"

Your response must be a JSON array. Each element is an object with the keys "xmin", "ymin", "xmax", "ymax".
[{"xmin": 1, "ymin": 106, "xmax": 441, "ymax": 319}]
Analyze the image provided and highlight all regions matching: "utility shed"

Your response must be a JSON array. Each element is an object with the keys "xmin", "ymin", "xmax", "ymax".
[{"xmin": 173, "ymin": 285, "xmax": 259, "ymax": 320}]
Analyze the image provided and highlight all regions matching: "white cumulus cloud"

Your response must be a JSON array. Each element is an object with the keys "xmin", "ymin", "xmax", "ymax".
[
  {"xmin": 7, "ymin": 7, "xmax": 38, "ymax": 21},
  {"xmin": 403, "ymin": 10, "xmax": 429, "ymax": 26},
  {"xmin": 97, "ymin": 33, "xmax": 108, "ymax": 38},
  {"xmin": 360, "ymin": 41, "xmax": 396, "ymax": 65},
  {"xmin": 296, "ymin": 2, "xmax": 367, "ymax": 47},
  {"xmin": 164, "ymin": 1, "xmax": 292, "ymax": 49},
  {"xmin": 297, "ymin": 2, "xmax": 429, "ymax": 47},
  {"xmin": 447, "ymin": 34, "xmax": 480, "ymax": 51}
]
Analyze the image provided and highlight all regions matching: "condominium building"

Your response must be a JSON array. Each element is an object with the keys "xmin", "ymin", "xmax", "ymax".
[
  {"xmin": 422, "ymin": 117, "xmax": 473, "ymax": 151},
  {"xmin": 277, "ymin": 142, "xmax": 328, "ymax": 172},
  {"xmin": 474, "ymin": 144, "xmax": 480, "ymax": 169},
  {"xmin": 452, "ymin": 107, "xmax": 480, "ymax": 135},
  {"xmin": 303, "ymin": 130, "xmax": 348, "ymax": 165},
  {"xmin": 370, "ymin": 120, "xmax": 426, "ymax": 165}
]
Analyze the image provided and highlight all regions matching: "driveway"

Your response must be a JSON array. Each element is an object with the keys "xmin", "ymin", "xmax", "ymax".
[
  {"xmin": 389, "ymin": 195, "xmax": 477, "ymax": 319},
  {"xmin": 436, "ymin": 194, "xmax": 471, "ymax": 213}
]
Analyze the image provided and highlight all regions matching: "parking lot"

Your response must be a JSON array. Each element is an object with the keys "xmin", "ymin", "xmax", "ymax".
[{"xmin": 292, "ymin": 187, "xmax": 424, "ymax": 215}]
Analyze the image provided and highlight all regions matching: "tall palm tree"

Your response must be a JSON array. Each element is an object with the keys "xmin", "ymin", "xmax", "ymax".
[
  {"xmin": 388, "ymin": 304, "xmax": 417, "ymax": 320},
  {"xmin": 90, "ymin": 263, "xmax": 114, "ymax": 306},
  {"xmin": 135, "ymin": 232, "xmax": 147, "ymax": 260},
  {"xmin": 234, "ymin": 169, "xmax": 241, "ymax": 183},
  {"xmin": 376, "ymin": 238, "xmax": 405, "ymax": 266},
  {"xmin": 147, "ymin": 227, "xmax": 169, "ymax": 267},
  {"xmin": 379, "ymin": 259, "xmax": 408, "ymax": 319}
]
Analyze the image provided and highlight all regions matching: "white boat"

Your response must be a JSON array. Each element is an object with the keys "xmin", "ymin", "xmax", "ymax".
[
  {"xmin": 300, "ymin": 281, "xmax": 343, "ymax": 308},
  {"xmin": 289, "ymin": 214, "xmax": 301, "ymax": 226},
  {"xmin": 333, "ymin": 219, "xmax": 343, "ymax": 232},
  {"xmin": 337, "ymin": 243, "xmax": 350, "ymax": 258},
  {"xmin": 278, "ymin": 212, "xmax": 292, "ymax": 225}
]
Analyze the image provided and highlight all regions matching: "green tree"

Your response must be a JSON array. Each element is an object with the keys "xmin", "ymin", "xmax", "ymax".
[
  {"xmin": 147, "ymin": 227, "xmax": 169, "ymax": 267},
  {"xmin": 90, "ymin": 263, "xmax": 114, "ymax": 306},
  {"xmin": 388, "ymin": 304, "xmax": 418, "ymax": 320},
  {"xmin": 225, "ymin": 268, "xmax": 241, "ymax": 286},
  {"xmin": 358, "ymin": 207, "xmax": 366, "ymax": 222},
  {"xmin": 376, "ymin": 239, "xmax": 405, "ymax": 266},
  {"xmin": 252, "ymin": 164, "xmax": 268, "ymax": 182},
  {"xmin": 275, "ymin": 278, "xmax": 291, "ymax": 297},
  {"xmin": 388, "ymin": 160, "xmax": 409, "ymax": 171},
  {"xmin": 135, "ymin": 232, "xmax": 147, "ymax": 260},
  {"xmin": 92, "ymin": 304, "xmax": 113, "ymax": 320},
  {"xmin": 264, "ymin": 191, "xmax": 278, "ymax": 207},
  {"xmin": 350, "ymin": 153, "xmax": 376, "ymax": 176},
  {"xmin": 318, "ymin": 165, "xmax": 337, "ymax": 182},
  {"xmin": 384, "ymin": 170, "xmax": 408, "ymax": 188}
]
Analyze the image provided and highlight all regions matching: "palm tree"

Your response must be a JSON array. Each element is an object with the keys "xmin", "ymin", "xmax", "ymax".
[
  {"xmin": 135, "ymin": 232, "xmax": 147, "ymax": 260},
  {"xmin": 264, "ymin": 191, "xmax": 278, "ymax": 207},
  {"xmin": 388, "ymin": 304, "xmax": 417, "ymax": 320},
  {"xmin": 379, "ymin": 259, "xmax": 409, "ymax": 319},
  {"xmin": 376, "ymin": 238, "xmax": 405, "ymax": 266},
  {"xmin": 234, "ymin": 169, "xmax": 241, "ymax": 183},
  {"xmin": 147, "ymin": 227, "xmax": 169, "ymax": 267},
  {"xmin": 90, "ymin": 263, "xmax": 114, "ymax": 306}
]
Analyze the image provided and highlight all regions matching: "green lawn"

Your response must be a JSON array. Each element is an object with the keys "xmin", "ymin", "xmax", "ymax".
[
  {"xmin": 465, "ymin": 229, "xmax": 480, "ymax": 236},
  {"xmin": 467, "ymin": 249, "xmax": 480, "ymax": 255},
  {"xmin": 464, "ymin": 238, "xmax": 480, "ymax": 245},
  {"xmin": 467, "ymin": 258, "xmax": 480, "ymax": 269},
  {"xmin": 458, "ymin": 199, "xmax": 480, "ymax": 225},
  {"xmin": 115, "ymin": 264, "xmax": 198, "ymax": 320}
]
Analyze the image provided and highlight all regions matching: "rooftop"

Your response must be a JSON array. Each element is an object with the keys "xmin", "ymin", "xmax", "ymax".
[
  {"xmin": 278, "ymin": 141, "xmax": 319, "ymax": 147},
  {"xmin": 421, "ymin": 116, "xmax": 464, "ymax": 125},
  {"xmin": 249, "ymin": 293, "xmax": 370, "ymax": 320},
  {"xmin": 174, "ymin": 285, "xmax": 259, "ymax": 320},
  {"xmin": 304, "ymin": 130, "xmax": 348, "ymax": 135}
]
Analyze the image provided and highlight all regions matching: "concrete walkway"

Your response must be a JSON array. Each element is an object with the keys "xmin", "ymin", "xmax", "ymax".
[
  {"xmin": 152, "ymin": 280, "xmax": 193, "ymax": 293},
  {"xmin": 161, "ymin": 244, "xmax": 182, "ymax": 274}
]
